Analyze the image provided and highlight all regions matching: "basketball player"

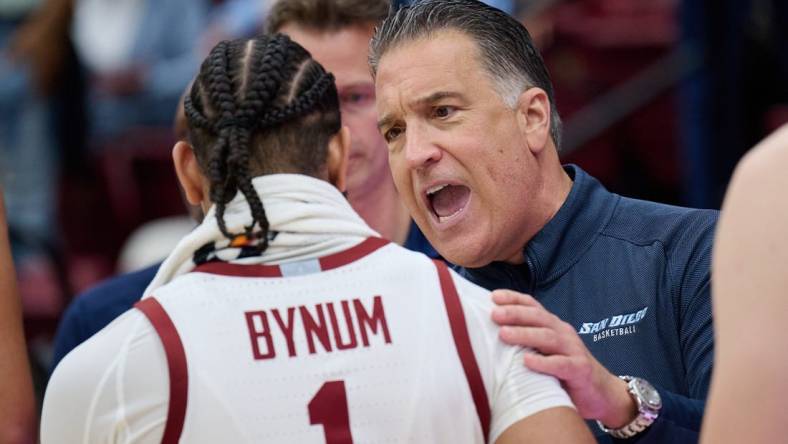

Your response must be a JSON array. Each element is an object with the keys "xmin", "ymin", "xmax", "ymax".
[
  {"xmin": 49, "ymin": 0, "xmax": 437, "ymax": 371},
  {"xmin": 41, "ymin": 35, "xmax": 593, "ymax": 443}
]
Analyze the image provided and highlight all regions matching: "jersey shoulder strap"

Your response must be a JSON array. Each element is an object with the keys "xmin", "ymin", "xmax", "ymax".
[
  {"xmin": 135, "ymin": 297, "xmax": 188, "ymax": 444},
  {"xmin": 432, "ymin": 260, "xmax": 491, "ymax": 441}
]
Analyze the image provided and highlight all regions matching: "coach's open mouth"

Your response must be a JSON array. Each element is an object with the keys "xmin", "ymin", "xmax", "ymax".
[{"xmin": 426, "ymin": 184, "xmax": 471, "ymax": 223}]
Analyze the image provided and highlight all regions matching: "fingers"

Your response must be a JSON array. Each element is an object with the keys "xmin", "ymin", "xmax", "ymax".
[
  {"xmin": 491, "ymin": 290, "xmax": 593, "ymax": 384},
  {"xmin": 491, "ymin": 289, "xmax": 542, "ymax": 308},
  {"xmin": 500, "ymin": 326, "xmax": 565, "ymax": 355},
  {"xmin": 523, "ymin": 353, "xmax": 580, "ymax": 381},
  {"xmin": 491, "ymin": 304, "xmax": 557, "ymax": 329},
  {"xmin": 523, "ymin": 352, "xmax": 595, "ymax": 387}
]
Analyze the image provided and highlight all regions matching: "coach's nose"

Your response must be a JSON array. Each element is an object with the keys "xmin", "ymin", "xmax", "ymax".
[{"xmin": 403, "ymin": 124, "xmax": 442, "ymax": 171}]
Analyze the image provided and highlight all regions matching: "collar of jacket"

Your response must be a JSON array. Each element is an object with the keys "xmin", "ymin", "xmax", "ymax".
[{"xmin": 464, "ymin": 164, "xmax": 619, "ymax": 291}]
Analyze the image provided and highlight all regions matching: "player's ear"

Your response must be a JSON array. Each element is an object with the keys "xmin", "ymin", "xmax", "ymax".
[
  {"xmin": 173, "ymin": 141, "xmax": 208, "ymax": 206},
  {"xmin": 326, "ymin": 125, "xmax": 351, "ymax": 192}
]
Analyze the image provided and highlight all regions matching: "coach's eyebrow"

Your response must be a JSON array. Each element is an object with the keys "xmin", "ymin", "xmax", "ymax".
[
  {"xmin": 413, "ymin": 91, "xmax": 466, "ymax": 108},
  {"xmin": 378, "ymin": 91, "xmax": 467, "ymax": 130},
  {"xmin": 377, "ymin": 114, "xmax": 396, "ymax": 131}
]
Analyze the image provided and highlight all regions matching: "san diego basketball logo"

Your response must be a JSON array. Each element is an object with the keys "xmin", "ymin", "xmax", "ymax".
[{"xmin": 577, "ymin": 307, "xmax": 649, "ymax": 342}]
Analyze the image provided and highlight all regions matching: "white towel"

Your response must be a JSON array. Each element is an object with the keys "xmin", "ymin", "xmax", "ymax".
[{"xmin": 143, "ymin": 173, "xmax": 379, "ymax": 298}]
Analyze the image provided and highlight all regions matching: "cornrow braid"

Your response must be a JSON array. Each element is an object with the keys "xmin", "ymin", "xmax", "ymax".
[
  {"xmin": 258, "ymin": 72, "xmax": 336, "ymax": 128},
  {"xmin": 206, "ymin": 41, "xmax": 241, "ymax": 238},
  {"xmin": 184, "ymin": 34, "xmax": 341, "ymax": 253},
  {"xmin": 224, "ymin": 35, "xmax": 293, "ymax": 248}
]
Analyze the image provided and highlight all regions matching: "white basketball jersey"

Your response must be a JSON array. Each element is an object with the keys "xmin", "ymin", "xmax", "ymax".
[{"xmin": 136, "ymin": 238, "xmax": 571, "ymax": 444}]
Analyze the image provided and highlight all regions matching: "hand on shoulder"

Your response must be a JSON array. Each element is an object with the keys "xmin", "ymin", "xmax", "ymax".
[{"xmin": 490, "ymin": 289, "xmax": 637, "ymax": 428}]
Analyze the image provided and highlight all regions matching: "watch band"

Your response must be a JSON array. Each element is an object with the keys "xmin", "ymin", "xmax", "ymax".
[{"xmin": 597, "ymin": 376, "xmax": 661, "ymax": 439}]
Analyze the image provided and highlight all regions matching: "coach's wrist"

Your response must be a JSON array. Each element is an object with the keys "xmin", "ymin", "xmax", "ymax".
[{"xmin": 597, "ymin": 374, "xmax": 638, "ymax": 429}]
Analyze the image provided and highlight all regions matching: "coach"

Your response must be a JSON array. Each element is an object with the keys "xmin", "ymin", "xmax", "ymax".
[{"xmin": 370, "ymin": 1, "xmax": 714, "ymax": 442}]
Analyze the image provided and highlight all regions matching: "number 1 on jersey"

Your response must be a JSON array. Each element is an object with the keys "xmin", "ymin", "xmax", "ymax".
[{"xmin": 308, "ymin": 380, "xmax": 354, "ymax": 444}]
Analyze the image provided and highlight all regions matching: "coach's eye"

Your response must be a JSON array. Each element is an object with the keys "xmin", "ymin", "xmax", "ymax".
[
  {"xmin": 433, "ymin": 106, "xmax": 456, "ymax": 119},
  {"xmin": 384, "ymin": 126, "xmax": 404, "ymax": 143}
]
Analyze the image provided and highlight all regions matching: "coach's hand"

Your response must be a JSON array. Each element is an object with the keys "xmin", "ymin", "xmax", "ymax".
[{"xmin": 491, "ymin": 289, "xmax": 637, "ymax": 429}]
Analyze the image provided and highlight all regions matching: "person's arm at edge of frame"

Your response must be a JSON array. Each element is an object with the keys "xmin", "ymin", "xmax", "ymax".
[
  {"xmin": 0, "ymin": 189, "xmax": 37, "ymax": 444},
  {"xmin": 700, "ymin": 125, "xmax": 788, "ymax": 444}
]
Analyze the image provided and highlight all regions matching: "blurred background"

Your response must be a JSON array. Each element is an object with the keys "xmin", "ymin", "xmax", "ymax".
[{"xmin": 1, "ymin": 0, "xmax": 786, "ymax": 401}]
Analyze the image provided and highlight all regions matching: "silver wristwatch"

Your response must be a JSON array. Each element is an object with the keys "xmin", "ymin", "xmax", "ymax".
[{"xmin": 597, "ymin": 376, "xmax": 662, "ymax": 439}]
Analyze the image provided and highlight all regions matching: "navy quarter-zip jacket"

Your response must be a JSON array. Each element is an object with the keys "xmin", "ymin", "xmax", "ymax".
[{"xmin": 461, "ymin": 165, "xmax": 715, "ymax": 443}]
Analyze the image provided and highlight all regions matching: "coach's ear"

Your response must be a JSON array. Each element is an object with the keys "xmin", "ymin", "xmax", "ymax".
[
  {"xmin": 515, "ymin": 87, "xmax": 551, "ymax": 155},
  {"xmin": 173, "ymin": 141, "xmax": 208, "ymax": 208},
  {"xmin": 326, "ymin": 125, "xmax": 350, "ymax": 192}
]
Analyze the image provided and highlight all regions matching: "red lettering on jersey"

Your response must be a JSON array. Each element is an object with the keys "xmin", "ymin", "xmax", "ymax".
[
  {"xmin": 354, "ymin": 295, "xmax": 391, "ymax": 346},
  {"xmin": 272, "ymin": 307, "xmax": 298, "ymax": 357},
  {"xmin": 300, "ymin": 304, "xmax": 332, "ymax": 354},
  {"xmin": 246, "ymin": 296, "xmax": 391, "ymax": 360},
  {"xmin": 245, "ymin": 311, "xmax": 276, "ymax": 360},
  {"xmin": 327, "ymin": 301, "xmax": 358, "ymax": 350}
]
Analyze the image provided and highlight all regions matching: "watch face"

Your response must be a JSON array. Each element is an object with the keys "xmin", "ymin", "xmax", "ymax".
[{"xmin": 635, "ymin": 379, "xmax": 662, "ymax": 409}]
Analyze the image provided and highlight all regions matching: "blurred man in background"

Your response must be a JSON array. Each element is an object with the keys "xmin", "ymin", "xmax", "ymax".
[{"xmin": 267, "ymin": 0, "xmax": 436, "ymax": 254}]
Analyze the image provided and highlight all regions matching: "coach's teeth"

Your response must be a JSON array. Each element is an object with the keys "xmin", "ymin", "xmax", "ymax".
[
  {"xmin": 437, "ymin": 206, "xmax": 464, "ymax": 223},
  {"xmin": 427, "ymin": 184, "xmax": 448, "ymax": 196}
]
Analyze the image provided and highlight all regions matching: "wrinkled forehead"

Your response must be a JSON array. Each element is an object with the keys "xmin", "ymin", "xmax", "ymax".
[
  {"xmin": 373, "ymin": 31, "xmax": 485, "ymax": 114},
  {"xmin": 375, "ymin": 31, "xmax": 482, "ymax": 97}
]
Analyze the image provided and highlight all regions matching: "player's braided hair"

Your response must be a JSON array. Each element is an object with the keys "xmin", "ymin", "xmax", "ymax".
[{"xmin": 184, "ymin": 34, "xmax": 340, "ymax": 252}]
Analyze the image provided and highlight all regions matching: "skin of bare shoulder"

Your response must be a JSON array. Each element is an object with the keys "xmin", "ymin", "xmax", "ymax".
[{"xmin": 701, "ymin": 125, "xmax": 788, "ymax": 444}]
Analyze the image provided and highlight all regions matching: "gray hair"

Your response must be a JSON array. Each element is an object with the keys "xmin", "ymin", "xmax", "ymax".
[{"xmin": 369, "ymin": 0, "xmax": 562, "ymax": 149}]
